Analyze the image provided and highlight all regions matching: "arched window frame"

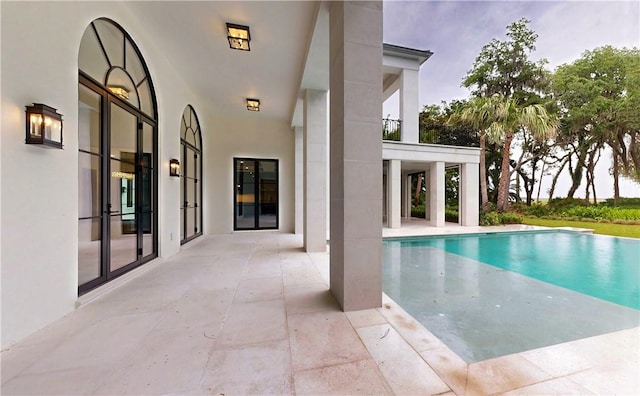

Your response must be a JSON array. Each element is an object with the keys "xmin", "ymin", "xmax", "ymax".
[
  {"xmin": 77, "ymin": 17, "xmax": 158, "ymax": 295},
  {"xmin": 180, "ymin": 105, "xmax": 203, "ymax": 244}
]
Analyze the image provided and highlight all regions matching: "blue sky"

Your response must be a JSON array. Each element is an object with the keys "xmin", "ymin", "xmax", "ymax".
[{"xmin": 382, "ymin": 0, "xmax": 640, "ymax": 198}]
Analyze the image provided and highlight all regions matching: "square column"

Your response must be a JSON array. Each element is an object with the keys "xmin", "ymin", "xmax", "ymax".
[
  {"xmin": 429, "ymin": 162, "xmax": 445, "ymax": 227},
  {"xmin": 329, "ymin": 1, "xmax": 383, "ymax": 311},
  {"xmin": 423, "ymin": 171, "xmax": 430, "ymax": 221},
  {"xmin": 294, "ymin": 127, "xmax": 303, "ymax": 234},
  {"xmin": 387, "ymin": 159, "xmax": 401, "ymax": 228},
  {"xmin": 400, "ymin": 68, "xmax": 419, "ymax": 144},
  {"xmin": 401, "ymin": 172, "xmax": 410, "ymax": 218},
  {"xmin": 460, "ymin": 163, "xmax": 480, "ymax": 226},
  {"xmin": 303, "ymin": 89, "xmax": 328, "ymax": 252}
]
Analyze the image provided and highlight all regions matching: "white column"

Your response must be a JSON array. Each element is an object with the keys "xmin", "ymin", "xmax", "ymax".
[
  {"xmin": 400, "ymin": 68, "xmax": 419, "ymax": 144},
  {"xmin": 330, "ymin": 0, "xmax": 383, "ymax": 311},
  {"xmin": 303, "ymin": 89, "xmax": 328, "ymax": 252},
  {"xmin": 387, "ymin": 159, "xmax": 401, "ymax": 228},
  {"xmin": 400, "ymin": 172, "xmax": 408, "ymax": 218},
  {"xmin": 423, "ymin": 171, "xmax": 430, "ymax": 221},
  {"xmin": 429, "ymin": 162, "xmax": 445, "ymax": 227},
  {"xmin": 294, "ymin": 127, "xmax": 303, "ymax": 234},
  {"xmin": 460, "ymin": 163, "xmax": 480, "ymax": 226}
]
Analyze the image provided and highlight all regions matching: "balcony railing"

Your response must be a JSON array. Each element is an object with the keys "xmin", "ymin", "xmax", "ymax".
[
  {"xmin": 420, "ymin": 129, "xmax": 479, "ymax": 147},
  {"xmin": 382, "ymin": 118, "xmax": 401, "ymax": 141},
  {"xmin": 383, "ymin": 118, "xmax": 480, "ymax": 147}
]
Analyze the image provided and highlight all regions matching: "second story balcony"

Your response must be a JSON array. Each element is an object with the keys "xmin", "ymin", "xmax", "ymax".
[{"xmin": 382, "ymin": 118, "xmax": 480, "ymax": 147}]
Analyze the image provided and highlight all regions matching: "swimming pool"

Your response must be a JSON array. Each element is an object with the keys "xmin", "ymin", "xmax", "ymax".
[{"xmin": 382, "ymin": 231, "xmax": 640, "ymax": 362}]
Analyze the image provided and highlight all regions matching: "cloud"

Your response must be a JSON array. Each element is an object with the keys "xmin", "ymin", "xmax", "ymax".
[
  {"xmin": 382, "ymin": 0, "xmax": 640, "ymax": 197},
  {"xmin": 384, "ymin": 0, "xmax": 639, "ymax": 107}
]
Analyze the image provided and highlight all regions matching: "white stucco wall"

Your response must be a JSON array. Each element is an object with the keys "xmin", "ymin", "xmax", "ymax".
[
  {"xmin": 0, "ymin": 1, "xmax": 209, "ymax": 347},
  {"xmin": 205, "ymin": 115, "xmax": 295, "ymax": 235}
]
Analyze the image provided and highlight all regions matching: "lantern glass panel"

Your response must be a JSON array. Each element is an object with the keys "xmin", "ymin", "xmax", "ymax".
[{"xmin": 30, "ymin": 114, "xmax": 42, "ymax": 137}]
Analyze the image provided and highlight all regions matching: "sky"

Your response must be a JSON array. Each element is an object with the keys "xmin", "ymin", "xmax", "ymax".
[{"xmin": 382, "ymin": 0, "xmax": 640, "ymax": 199}]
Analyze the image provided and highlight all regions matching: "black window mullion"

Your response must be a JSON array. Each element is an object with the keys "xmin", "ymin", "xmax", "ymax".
[
  {"xmin": 91, "ymin": 22, "xmax": 112, "ymax": 70},
  {"xmin": 254, "ymin": 159, "xmax": 260, "ymax": 229},
  {"xmin": 102, "ymin": 95, "xmax": 111, "ymax": 281},
  {"xmin": 136, "ymin": 117, "xmax": 143, "ymax": 259}
]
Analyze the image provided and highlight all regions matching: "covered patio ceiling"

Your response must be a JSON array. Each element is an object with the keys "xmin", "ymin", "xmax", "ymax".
[{"xmin": 123, "ymin": 1, "xmax": 324, "ymax": 123}]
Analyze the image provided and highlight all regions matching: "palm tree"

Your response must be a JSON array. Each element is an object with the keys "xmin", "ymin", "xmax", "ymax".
[
  {"xmin": 488, "ymin": 98, "xmax": 558, "ymax": 212},
  {"xmin": 450, "ymin": 95, "xmax": 558, "ymax": 212},
  {"xmin": 448, "ymin": 96, "xmax": 504, "ymax": 210}
]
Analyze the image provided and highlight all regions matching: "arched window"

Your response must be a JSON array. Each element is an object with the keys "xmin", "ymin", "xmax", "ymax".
[
  {"xmin": 180, "ymin": 105, "xmax": 203, "ymax": 244},
  {"xmin": 77, "ymin": 18, "xmax": 158, "ymax": 294}
]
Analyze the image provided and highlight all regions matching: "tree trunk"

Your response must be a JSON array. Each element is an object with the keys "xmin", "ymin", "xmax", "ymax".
[
  {"xmin": 548, "ymin": 155, "xmax": 569, "ymax": 201},
  {"xmin": 567, "ymin": 151, "xmax": 585, "ymax": 199},
  {"xmin": 496, "ymin": 132, "xmax": 514, "ymax": 212},
  {"xmin": 479, "ymin": 134, "xmax": 489, "ymax": 210},
  {"xmin": 536, "ymin": 161, "xmax": 546, "ymax": 202},
  {"xmin": 414, "ymin": 173, "xmax": 423, "ymax": 207},
  {"xmin": 612, "ymin": 152, "xmax": 620, "ymax": 204}
]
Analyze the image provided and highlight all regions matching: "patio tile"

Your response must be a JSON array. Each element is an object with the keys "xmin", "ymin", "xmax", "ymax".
[
  {"xmin": 519, "ymin": 342, "xmax": 594, "ymax": 377},
  {"xmin": 94, "ymin": 327, "xmax": 214, "ymax": 395},
  {"xmin": 293, "ymin": 359, "xmax": 392, "ymax": 395},
  {"xmin": 419, "ymin": 346, "xmax": 469, "ymax": 395},
  {"xmin": 357, "ymin": 324, "xmax": 450, "ymax": 395},
  {"xmin": 377, "ymin": 299, "xmax": 448, "ymax": 352},
  {"xmin": 288, "ymin": 310, "xmax": 370, "ymax": 371},
  {"xmin": 25, "ymin": 311, "xmax": 162, "ymax": 374},
  {"xmin": 243, "ymin": 260, "xmax": 283, "ymax": 279},
  {"xmin": 233, "ymin": 276, "xmax": 283, "ymax": 303},
  {"xmin": 566, "ymin": 365, "xmax": 640, "ymax": 395},
  {"xmin": 466, "ymin": 354, "xmax": 553, "ymax": 395},
  {"xmin": 215, "ymin": 299, "xmax": 287, "ymax": 347},
  {"xmin": 281, "ymin": 255, "xmax": 325, "ymax": 286},
  {"xmin": 500, "ymin": 377, "xmax": 594, "ymax": 395},
  {"xmin": 284, "ymin": 283, "xmax": 340, "ymax": 315},
  {"xmin": 154, "ymin": 288, "xmax": 234, "ymax": 335},
  {"xmin": 201, "ymin": 339, "xmax": 294, "ymax": 395},
  {"xmin": 1, "ymin": 366, "xmax": 108, "ymax": 395},
  {"xmin": 345, "ymin": 308, "xmax": 388, "ymax": 328}
]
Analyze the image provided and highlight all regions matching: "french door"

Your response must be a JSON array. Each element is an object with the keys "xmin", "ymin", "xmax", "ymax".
[
  {"xmin": 78, "ymin": 77, "xmax": 157, "ymax": 294},
  {"xmin": 234, "ymin": 158, "xmax": 279, "ymax": 230}
]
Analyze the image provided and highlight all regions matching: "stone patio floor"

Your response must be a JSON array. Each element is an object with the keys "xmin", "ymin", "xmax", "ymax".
[{"xmin": 1, "ymin": 225, "xmax": 638, "ymax": 395}]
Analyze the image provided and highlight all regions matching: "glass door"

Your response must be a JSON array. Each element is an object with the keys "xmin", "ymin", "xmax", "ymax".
[
  {"xmin": 235, "ymin": 160, "xmax": 257, "ymax": 230},
  {"xmin": 78, "ymin": 85, "xmax": 103, "ymax": 286},
  {"xmin": 109, "ymin": 103, "xmax": 139, "ymax": 271},
  {"xmin": 234, "ymin": 158, "xmax": 278, "ymax": 230}
]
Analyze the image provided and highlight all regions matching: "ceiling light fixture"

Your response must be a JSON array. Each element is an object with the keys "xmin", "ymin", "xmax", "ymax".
[
  {"xmin": 107, "ymin": 86, "xmax": 130, "ymax": 100},
  {"xmin": 246, "ymin": 98, "xmax": 260, "ymax": 112},
  {"xmin": 226, "ymin": 23, "xmax": 251, "ymax": 51}
]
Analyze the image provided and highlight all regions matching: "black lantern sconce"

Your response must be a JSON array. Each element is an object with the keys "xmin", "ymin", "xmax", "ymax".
[
  {"xmin": 246, "ymin": 98, "xmax": 260, "ymax": 112},
  {"xmin": 226, "ymin": 23, "xmax": 251, "ymax": 51},
  {"xmin": 169, "ymin": 158, "xmax": 180, "ymax": 177},
  {"xmin": 25, "ymin": 103, "xmax": 63, "ymax": 149}
]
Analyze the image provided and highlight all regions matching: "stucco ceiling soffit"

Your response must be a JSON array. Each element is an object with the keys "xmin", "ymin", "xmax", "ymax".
[
  {"xmin": 291, "ymin": 1, "xmax": 329, "ymax": 128},
  {"xmin": 121, "ymin": 1, "xmax": 317, "ymax": 122}
]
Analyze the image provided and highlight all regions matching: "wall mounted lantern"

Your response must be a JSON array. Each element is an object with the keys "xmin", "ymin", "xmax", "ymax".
[
  {"xmin": 226, "ymin": 23, "xmax": 251, "ymax": 51},
  {"xmin": 25, "ymin": 103, "xmax": 63, "ymax": 149},
  {"xmin": 169, "ymin": 158, "xmax": 180, "ymax": 177},
  {"xmin": 246, "ymin": 98, "xmax": 260, "ymax": 112}
]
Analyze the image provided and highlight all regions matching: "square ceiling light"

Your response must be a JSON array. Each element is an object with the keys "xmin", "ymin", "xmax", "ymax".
[
  {"xmin": 246, "ymin": 98, "xmax": 260, "ymax": 112},
  {"xmin": 226, "ymin": 23, "xmax": 251, "ymax": 51}
]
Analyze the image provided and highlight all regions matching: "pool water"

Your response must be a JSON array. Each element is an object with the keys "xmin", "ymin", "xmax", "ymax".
[
  {"xmin": 388, "ymin": 231, "xmax": 639, "ymax": 309},
  {"xmin": 382, "ymin": 231, "xmax": 640, "ymax": 362}
]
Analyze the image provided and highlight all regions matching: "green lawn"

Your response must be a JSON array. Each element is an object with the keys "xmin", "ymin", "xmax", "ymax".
[{"xmin": 522, "ymin": 217, "xmax": 640, "ymax": 239}]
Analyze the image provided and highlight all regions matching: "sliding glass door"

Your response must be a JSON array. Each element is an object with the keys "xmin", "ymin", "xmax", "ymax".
[{"xmin": 234, "ymin": 158, "xmax": 279, "ymax": 230}]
